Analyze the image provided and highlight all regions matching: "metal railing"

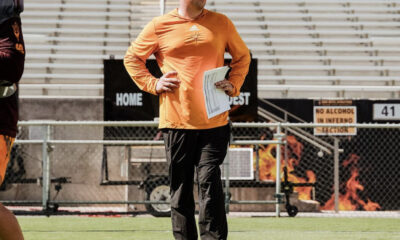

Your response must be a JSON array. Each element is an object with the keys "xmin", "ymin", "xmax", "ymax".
[
  {"xmin": 160, "ymin": 0, "xmax": 166, "ymax": 15},
  {"xmin": 3, "ymin": 121, "xmax": 399, "ymax": 217}
]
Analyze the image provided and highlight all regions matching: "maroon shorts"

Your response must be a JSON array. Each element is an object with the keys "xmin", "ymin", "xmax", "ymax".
[{"xmin": 0, "ymin": 17, "xmax": 25, "ymax": 83}]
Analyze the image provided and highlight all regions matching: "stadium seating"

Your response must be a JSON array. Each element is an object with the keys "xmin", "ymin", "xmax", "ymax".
[
  {"xmin": 20, "ymin": 0, "xmax": 400, "ymax": 98},
  {"xmin": 21, "ymin": 0, "xmax": 132, "ymax": 97}
]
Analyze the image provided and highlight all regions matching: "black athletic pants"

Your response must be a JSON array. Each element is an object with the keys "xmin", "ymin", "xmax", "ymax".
[{"xmin": 162, "ymin": 124, "xmax": 230, "ymax": 240}]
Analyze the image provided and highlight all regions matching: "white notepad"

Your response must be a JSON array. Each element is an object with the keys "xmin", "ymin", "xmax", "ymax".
[{"xmin": 203, "ymin": 66, "xmax": 231, "ymax": 119}]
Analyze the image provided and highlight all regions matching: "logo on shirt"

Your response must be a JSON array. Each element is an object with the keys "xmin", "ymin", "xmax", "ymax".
[
  {"xmin": 189, "ymin": 25, "xmax": 199, "ymax": 31},
  {"xmin": 186, "ymin": 25, "xmax": 204, "ymax": 44},
  {"xmin": 12, "ymin": 22, "xmax": 20, "ymax": 41},
  {"xmin": 12, "ymin": 21, "xmax": 25, "ymax": 54}
]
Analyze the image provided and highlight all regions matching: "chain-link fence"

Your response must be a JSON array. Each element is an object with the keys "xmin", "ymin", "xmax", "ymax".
[{"xmin": 0, "ymin": 121, "xmax": 399, "ymax": 217}]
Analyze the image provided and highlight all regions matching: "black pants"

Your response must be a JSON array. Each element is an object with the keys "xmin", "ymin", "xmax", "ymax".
[{"xmin": 162, "ymin": 124, "xmax": 230, "ymax": 240}]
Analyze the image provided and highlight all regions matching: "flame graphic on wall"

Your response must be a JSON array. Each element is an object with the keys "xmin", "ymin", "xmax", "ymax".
[
  {"xmin": 321, "ymin": 153, "xmax": 381, "ymax": 211},
  {"xmin": 257, "ymin": 135, "xmax": 315, "ymax": 200}
]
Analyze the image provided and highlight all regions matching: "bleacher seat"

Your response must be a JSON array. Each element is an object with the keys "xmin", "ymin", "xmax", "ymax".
[{"xmin": 19, "ymin": 0, "xmax": 400, "ymax": 98}]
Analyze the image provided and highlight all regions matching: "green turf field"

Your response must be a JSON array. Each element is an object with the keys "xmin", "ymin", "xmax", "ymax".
[{"xmin": 18, "ymin": 216, "xmax": 400, "ymax": 240}]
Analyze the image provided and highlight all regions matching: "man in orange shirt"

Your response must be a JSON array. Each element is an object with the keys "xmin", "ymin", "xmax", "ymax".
[{"xmin": 124, "ymin": 0, "xmax": 250, "ymax": 239}]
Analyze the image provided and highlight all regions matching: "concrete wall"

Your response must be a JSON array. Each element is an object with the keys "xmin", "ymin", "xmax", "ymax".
[
  {"xmin": 1, "ymin": 99, "xmax": 128, "ymax": 206},
  {"xmin": 19, "ymin": 98, "xmax": 103, "ymax": 121}
]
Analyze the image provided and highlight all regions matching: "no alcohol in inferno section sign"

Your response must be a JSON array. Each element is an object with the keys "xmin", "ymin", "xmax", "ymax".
[{"xmin": 313, "ymin": 106, "xmax": 357, "ymax": 136}]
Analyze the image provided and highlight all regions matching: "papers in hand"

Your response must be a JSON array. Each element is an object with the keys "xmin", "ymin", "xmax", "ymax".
[{"xmin": 203, "ymin": 66, "xmax": 231, "ymax": 119}]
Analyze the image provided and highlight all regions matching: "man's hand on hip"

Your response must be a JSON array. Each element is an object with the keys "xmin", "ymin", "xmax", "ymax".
[
  {"xmin": 215, "ymin": 79, "xmax": 234, "ymax": 96},
  {"xmin": 156, "ymin": 71, "xmax": 180, "ymax": 94}
]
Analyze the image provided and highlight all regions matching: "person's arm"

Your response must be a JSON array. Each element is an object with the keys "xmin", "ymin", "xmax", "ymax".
[
  {"xmin": 124, "ymin": 21, "xmax": 160, "ymax": 95},
  {"xmin": 225, "ymin": 17, "xmax": 251, "ymax": 97}
]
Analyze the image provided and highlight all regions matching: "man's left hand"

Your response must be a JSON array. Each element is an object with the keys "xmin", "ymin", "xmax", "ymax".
[{"xmin": 215, "ymin": 79, "xmax": 234, "ymax": 96}]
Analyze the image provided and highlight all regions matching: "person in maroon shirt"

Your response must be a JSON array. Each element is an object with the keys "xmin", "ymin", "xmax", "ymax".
[{"xmin": 0, "ymin": 0, "xmax": 25, "ymax": 239}]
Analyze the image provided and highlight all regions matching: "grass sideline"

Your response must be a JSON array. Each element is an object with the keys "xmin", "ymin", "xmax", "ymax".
[{"xmin": 19, "ymin": 216, "xmax": 400, "ymax": 240}]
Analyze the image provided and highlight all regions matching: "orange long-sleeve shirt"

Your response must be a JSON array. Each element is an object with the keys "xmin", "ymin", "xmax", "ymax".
[{"xmin": 124, "ymin": 9, "xmax": 250, "ymax": 129}]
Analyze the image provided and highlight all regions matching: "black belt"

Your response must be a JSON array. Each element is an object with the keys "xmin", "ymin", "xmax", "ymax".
[{"xmin": 0, "ymin": 83, "xmax": 17, "ymax": 98}]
